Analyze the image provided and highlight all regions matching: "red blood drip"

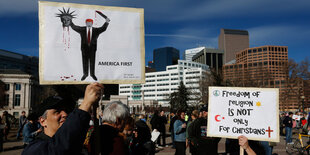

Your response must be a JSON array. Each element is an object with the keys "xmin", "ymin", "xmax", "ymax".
[
  {"xmin": 71, "ymin": 75, "xmax": 73, "ymax": 77},
  {"xmin": 68, "ymin": 28, "xmax": 70, "ymax": 49},
  {"xmin": 63, "ymin": 27, "xmax": 65, "ymax": 43},
  {"xmin": 62, "ymin": 79, "xmax": 64, "ymax": 81},
  {"xmin": 95, "ymin": 12, "xmax": 97, "ymax": 26}
]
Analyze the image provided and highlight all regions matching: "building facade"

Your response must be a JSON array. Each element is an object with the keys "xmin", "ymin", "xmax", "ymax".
[
  {"xmin": 0, "ymin": 70, "xmax": 41, "ymax": 118},
  {"xmin": 192, "ymin": 47, "xmax": 224, "ymax": 72},
  {"xmin": 153, "ymin": 47, "xmax": 180, "ymax": 71},
  {"xmin": 218, "ymin": 29, "xmax": 249, "ymax": 63},
  {"xmin": 222, "ymin": 45, "xmax": 307, "ymax": 110},
  {"xmin": 119, "ymin": 60, "xmax": 209, "ymax": 107},
  {"xmin": 0, "ymin": 49, "xmax": 38, "ymax": 76},
  {"xmin": 184, "ymin": 47, "xmax": 205, "ymax": 62}
]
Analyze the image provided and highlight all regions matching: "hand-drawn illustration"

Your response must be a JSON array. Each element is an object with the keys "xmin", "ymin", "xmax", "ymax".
[{"xmin": 56, "ymin": 8, "xmax": 110, "ymax": 81}]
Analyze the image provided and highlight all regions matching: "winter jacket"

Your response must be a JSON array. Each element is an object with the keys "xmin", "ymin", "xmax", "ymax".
[
  {"xmin": 22, "ymin": 109, "xmax": 90, "ymax": 155},
  {"xmin": 174, "ymin": 119, "xmax": 186, "ymax": 142}
]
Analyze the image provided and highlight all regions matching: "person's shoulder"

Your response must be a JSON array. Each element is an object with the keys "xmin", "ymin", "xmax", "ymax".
[{"xmin": 22, "ymin": 139, "xmax": 47, "ymax": 155}]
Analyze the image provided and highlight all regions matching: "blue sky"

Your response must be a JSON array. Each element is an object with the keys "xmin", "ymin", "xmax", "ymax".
[{"xmin": 0, "ymin": 0, "xmax": 309, "ymax": 64}]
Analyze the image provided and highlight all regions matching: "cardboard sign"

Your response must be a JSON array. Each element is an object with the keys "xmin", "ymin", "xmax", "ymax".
[
  {"xmin": 292, "ymin": 115, "xmax": 300, "ymax": 121},
  {"xmin": 207, "ymin": 87, "xmax": 279, "ymax": 142},
  {"xmin": 39, "ymin": 1, "xmax": 145, "ymax": 84}
]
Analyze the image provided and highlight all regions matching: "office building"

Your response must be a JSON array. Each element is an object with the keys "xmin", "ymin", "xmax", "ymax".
[
  {"xmin": 184, "ymin": 47, "xmax": 205, "ymax": 61},
  {"xmin": 119, "ymin": 60, "xmax": 209, "ymax": 106},
  {"xmin": 0, "ymin": 49, "xmax": 39, "ymax": 76},
  {"xmin": 0, "ymin": 69, "xmax": 41, "ymax": 117},
  {"xmin": 153, "ymin": 47, "xmax": 180, "ymax": 71},
  {"xmin": 192, "ymin": 47, "xmax": 224, "ymax": 72},
  {"xmin": 218, "ymin": 29, "xmax": 249, "ymax": 63},
  {"xmin": 222, "ymin": 45, "xmax": 307, "ymax": 110}
]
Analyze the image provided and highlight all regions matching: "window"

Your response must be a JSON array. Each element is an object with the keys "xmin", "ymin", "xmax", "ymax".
[
  {"xmin": 5, "ymin": 84, "xmax": 10, "ymax": 91},
  {"xmin": 157, "ymin": 83, "xmax": 169, "ymax": 86},
  {"xmin": 168, "ymin": 67, "xmax": 177, "ymax": 70},
  {"xmin": 263, "ymin": 47, "xmax": 267, "ymax": 51},
  {"xmin": 15, "ymin": 83, "xmax": 21, "ymax": 90},
  {"xmin": 5, "ymin": 94, "xmax": 9, "ymax": 106},
  {"xmin": 14, "ymin": 94, "xmax": 21, "ymax": 106},
  {"xmin": 146, "ymin": 75, "xmax": 155, "ymax": 78},
  {"xmin": 120, "ymin": 86, "xmax": 130, "ymax": 89}
]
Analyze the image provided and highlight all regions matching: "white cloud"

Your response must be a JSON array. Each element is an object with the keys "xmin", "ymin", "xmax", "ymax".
[{"xmin": 154, "ymin": 27, "xmax": 218, "ymax": 52}]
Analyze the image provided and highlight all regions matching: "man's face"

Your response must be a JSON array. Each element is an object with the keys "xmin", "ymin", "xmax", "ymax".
[
  {"xmin": 203, "ymin": 111, "xmax": 208, "ymax": 118},
  {"xmin": 86, "ymin": 22, "xmax": 93, "ymax": 28},
  {"xmin": 41, "ymin": 109, "xmax": 68, "ymax": 137},
  {"xmin": 21, "ymin": 112, "xmax": 25, "ymax": 116}
]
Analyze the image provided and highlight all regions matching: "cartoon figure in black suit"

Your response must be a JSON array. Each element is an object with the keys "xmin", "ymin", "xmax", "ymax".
[{"xmin": 57, "ymin": 8, "xmax": 110, "ymax": 81}]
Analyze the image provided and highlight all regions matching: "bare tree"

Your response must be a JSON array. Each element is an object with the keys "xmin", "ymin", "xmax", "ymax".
[
  {"xmin": 281, "ymin": 58, "xmax": 310, "ymax": 111},
  {"xmin": 198, "ymin": 68, "xmax": 230, "ymax": 106}
]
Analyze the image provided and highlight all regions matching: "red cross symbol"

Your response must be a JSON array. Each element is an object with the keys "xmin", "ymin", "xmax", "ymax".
[{"xmin": 266, "ymin": 126, "xmax": 274, "ymax": 138}]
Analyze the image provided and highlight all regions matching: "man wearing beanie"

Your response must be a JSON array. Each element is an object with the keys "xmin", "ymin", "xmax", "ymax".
[
  {"xmin": 22, "ymin": 83, "xmax": 103, "ymax": 155},
  {"xmin": 188, "ymin": 105, "xmax": 221, "ymax": 155}
]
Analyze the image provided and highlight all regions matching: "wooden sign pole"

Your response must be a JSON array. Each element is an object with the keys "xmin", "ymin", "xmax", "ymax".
[{"xmin": 240, "ymin": 146, "xmax": 244, "ymax": 155}]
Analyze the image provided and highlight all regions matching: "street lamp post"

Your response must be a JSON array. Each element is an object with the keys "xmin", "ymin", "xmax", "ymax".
[{"xmin": 301, "ymin": 95, "xmax": 305, "ymax": 112}]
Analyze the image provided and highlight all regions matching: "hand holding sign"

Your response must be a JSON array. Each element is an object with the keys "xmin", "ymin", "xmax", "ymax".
[{"xmin": 238, "ymin": 135, "xmax": 256, "ymax": 155}]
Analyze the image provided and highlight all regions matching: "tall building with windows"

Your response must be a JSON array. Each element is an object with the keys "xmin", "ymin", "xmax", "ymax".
[
  {"xmin": 0, "ymin": 49, "xmax": 39, "ymax": 76},
  {"xmin": 192, "ymin": 48, "xmax": 224, "ymax": 72},
  {"xmin": 218, "ymin": 29, "xmax": 249, "ymax": 63},
  {"xmin": 184, "ymin": 47, "xmax": 205, "ymax": 61},
  {"xmin": 0, "ymin": 70, "xmax": 41, "ymax": 118},
  {"xmin": 222, "ymin": 45, "xmax": 304, "ymax": 110},
  {"xmin": 119, "ymin": 60, "xmax": 209, "ymax": 106},
  {"xmin": 153, "ymin": 47, "xmax": 180, "ymax": 71}
]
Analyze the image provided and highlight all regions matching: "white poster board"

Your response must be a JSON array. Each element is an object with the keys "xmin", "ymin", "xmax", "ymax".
[
  {"xmin": 207, "ymin": 87, "xmax": 279, "ymax": 142},
  {"xmin": 292, "ymin": 115, "xmax": 300, "ymax": 121},
  {"xmin": 39, "ymin": 1, "xmax": 145, "ymax": 84}
]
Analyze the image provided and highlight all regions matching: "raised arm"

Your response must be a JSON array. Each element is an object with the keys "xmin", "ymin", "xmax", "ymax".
[{"xmin": 95, "ymin": 11, "xmax": 110, "ymax": 33}]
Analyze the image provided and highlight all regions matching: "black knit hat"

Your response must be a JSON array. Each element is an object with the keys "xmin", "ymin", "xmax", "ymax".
[
  {"xmin": 199, "ymin": 105, "xmax": 208, "ymax": 112},
  {"xmin": 36, "ymin": 96, "xmax": 74, "ymax": 116}
]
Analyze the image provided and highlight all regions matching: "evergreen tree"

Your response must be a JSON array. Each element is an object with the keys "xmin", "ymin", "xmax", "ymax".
[{"xmin": 169, "ymin": 81, "xmax": 189, "ymax": 111}]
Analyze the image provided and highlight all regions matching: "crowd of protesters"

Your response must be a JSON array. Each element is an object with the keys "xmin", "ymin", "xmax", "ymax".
[
  {"xmin": 280, "ymin": 111, "xmax": 310, "ymax": 145},
  {"xmin": 0, "ymin": 83, "xmax": 309, "ymax": 154}
]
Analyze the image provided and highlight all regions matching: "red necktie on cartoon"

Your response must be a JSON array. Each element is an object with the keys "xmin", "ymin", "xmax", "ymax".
[{"xmin": 87, "ymin": 28, "xmax": 91, "ymax": 45}]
